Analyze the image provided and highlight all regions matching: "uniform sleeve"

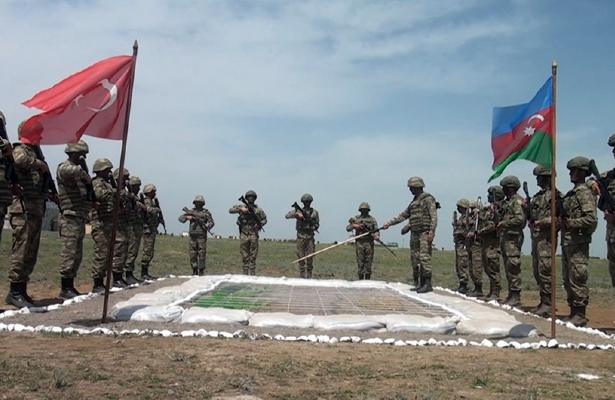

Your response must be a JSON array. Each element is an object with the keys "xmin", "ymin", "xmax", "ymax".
[
  {"xmin": 285, "ymin": 210, "xmax": 297, "ymax": 219},
  {"xmin": 312, "ymin": 210, "xmax": 320, "ymax": 230},
  {"xmin": 57, "ymin": 163, "xmax": 86, "ymax": 183},
  {"xmin": 567, "ymin": 188, "xmax": 598, "ymax": 229},
  {"xmin": 257, "ymin": 208, "xmax": 267, "ymax": 226},
  {"xmin": 93, "ymin": 180, "xmax": 114, "ymax": 202},
  {"xmin": 205, "ymin": 210, "xmax": 215, "ymax": 229},
  {"xmin": 478, "ymin": 208, "xmax": 497, "ymax": 235},
  {"xmin": 346, "ymin": 217, "xmax": 355, "ymax": 232},
  {"xmin": 386, "ymin": 206, "xmax": 411, "ymax": 226},
  {"xmin": 13, "ymin": 146, "xmax": 38, "ymax": 171},
  {"xmin": 426, "ymin": 196, "xmax": 437, "ymax": 232},
  {"xmin": 178, "ymin": 214, "xmax": 188, "ymax": 223},
  {"xmin": 229, "ymin": 204, "xmax": 242, "ymax": 214},
  {"xmin": 501, "ymin": 197, "xmax": 526, "ymax": 229}
]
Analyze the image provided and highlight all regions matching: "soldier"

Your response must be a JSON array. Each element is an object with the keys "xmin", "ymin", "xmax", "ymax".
[
  {"xmin": 90, "ymin": 158, "xmax": 116, "ymax": 293},
  {"xmin": 528, "ymin": 166, "xmax": 558, "ymax": 317},
  {"xmin": 497, "ymin": 175, "xmax": 527, "ymax": 306},
  {"xmin": 56, "ymin": 140, "xmax": 92, "ymax": 299},
  {"xmin": 382, "ymin": 176, "xmax": 438, "ymax": 293},
  {"xmin": 466, "ymin": 199, "xmax": 484, "ymax": 297},
  {"xmin": 179, "ymin": 195, "xmax": 215, "ymax": 275},
  {"xmin": 6, "ymin": 123, "xmax": 58, "ymax": 308},
  {"xmin": 0, "ymin": 138, "xmax": 18, "ymax": 247},
  {"xmin": 604, "ymin": 133, "xmax": 615, "ymax": 287},
  {"xmin": 286, "ymin": 193, "xmax": 320, "ymax": 278},
  {"xmin": 110, "ymin": 167, "xmax": 131, "ymax": 288},
  {"xmin": 452, "ymin": 198, "xmax": 471, "ymax": 294},
  {"xmin": 140, "ymin": 184, "xmax": 163, "ymax": 280},
  {"xmin": 346, "ymin": 202, "xmax": 378, "ymax": 280},
  {"xmin": 559, "ymin": 156, "xmax": 597, "ymax": 326},
  {"xmin": 477, "ymin": 186, "xmax": 504, "ymax": 301},
  {"xmin": 229, "ymin": 190, "xmax": 267, "ymax": 275},
  {"xmin": 125, "ymin": 175, "xmax": 145, "ymax": 284}
]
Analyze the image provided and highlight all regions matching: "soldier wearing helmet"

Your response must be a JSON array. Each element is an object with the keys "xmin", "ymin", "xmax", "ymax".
[
  {"xmin": 229, "ymin": 190, "xmax": 267, "ymax": 275},
  {"xmin": 107, "ymin": 167, "xmax": 135, "ymax": 287},
  {"xmin": 559, "ymin": 156, "xmax": 597, "ymax": 326},
  {"xmin": 464, "ymin": 198, "xmax": 485, "ymax": 298},
  {"xmin": 179, "ymin": 195, "xmax": 215, "ymax": 276},
  {"xmin": 346, "ymin": 202, "xmax": 379, "ymax": 280},
  {"xmin": 382, "ymin": 176, "xmax": 438, "ymax": 292},
  {"xmin": 139, "ymin": 183, "xmax": 163, "ymax": 280},
  {"xmin": 89, "ymin": 158, "xmax": 117, "ymax": 293},
  {"xmin": 527, "ymin": 166, "xmax": 560, "ymax": 317},
  {"xmin": 453, "ymin": 199, "xmax": 471, "ymax": 294},
  {"xmin": 286, "ymin": 193, "xmax": 320, "ymax": 278},
  {"xmin": 125, "ymin": 175, "xmax": 145, "ymax": 283},
  {"xmin": 56, "ymin": 140, "xmax": 93, "ymax": 299},
  {"xmin": 602, "ymin": 133, "xmax": 615, "ymax": 288},
  {"xmin": 0, "ymin": 137, "xmax": 18, "ymax": 251},
  {"xmin": 496, "ymin": 175, "xmax": 527, "ymax": 307},
  {"xmin": 477, "ymin": 186, "xmax": 505, "ymax": 301}
]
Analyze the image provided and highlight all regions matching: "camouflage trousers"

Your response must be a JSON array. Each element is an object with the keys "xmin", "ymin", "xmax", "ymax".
[
  {"xmin": 481, "ymin": 236, "xmax": 501, "ymax": 293},
  {"xmin": 8, "ymin": 212, "xmax": 43, "ymax": 283},
  {"xmin": 91, "ymin": 221, "xmax": 112, "ymax": 280},
  {"xmin": 189, "ymin": 235, "xmax": 207, "ymax": 271},
  {"xmin": 125, "ymin": 224, "xmax": 143, "ymax": 272},
  {"xmin": 355, "ymin": 240, "xmax": 374, "ymax": 279},
  {"xmin": 500, "ymin": 233, "xmax": 524, "ymax": 293},
  {"xmin": 58, "ymin": 214, "xmax": 86, "ymax": 278},
  {"xmin": 467, "ymin": 240, "xmax": 483, "ymax": 288},
  {"xmin": 141, "ymin": 233, "xmax": 156, "ymax": 267},
  {"xmin": 0, "ymin": 204, "xmax": 6, "ymax": 246},
  {"xmin": 296, "ymin": 236, "xmax": 315, "ymax": 278},
  {"xmin": 606, "ymin": 224, "xmax": 615, "ymax": 287},
  {"xmin": 240, "ymin": 232, "xmax": 259, "ymax": 275},
  {"xmin": 562, "ymin": 242, "xmax": 589, "ymax": 307},
  {"xmin": 532, "ymin": 234, "xmax": 555, "ymax": 301},
  {"xmin": 410, "ymin": 231, "xmax": 433, "ymax": 280},
  {"xmin": 112, "ymin": 225, "xmax": 129, "ymax": 274},
  {"xmin": 454, "ymin": 241, "xmax": 469, "ymax": 285}
]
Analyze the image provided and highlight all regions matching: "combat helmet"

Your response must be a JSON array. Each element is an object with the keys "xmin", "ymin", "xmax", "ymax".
[
  {"xmin": 113, "ymin": 167, "xmax": 130, "ymax": 180},
  {"xmin": 301, "ymin": 193, "xmax": 313, "ymax": 203},
  {"xmin": 92, "ymin": 158, "xmax": 113, "ymax": 172},
  {"xmin": 407, "ymin": 176, "xmax": 425, "ymax": 188},
  {"xmin": 64, "ymin": 140, "xmax": 89, "ymax": 154},
  {"xmin": 245, "ymin": 190, "xmax": 257, "ymax": 199},
  {"xmin": 533, "ymin": 165, "xmax": 551, "ymax": 176},
  {"xmin": 608, "ymin": 133, "xmax": 615, "ymax": 147},
  {"xmin": 143, "ymin": 184, "xmax": 157, "ymax": 194},
  {"xmin": 488, "ymin": 185, "xmax": 505, "ymax": 200},
  {"xmin": 358, "ymin": 202, "xmax": 370, "ymax": 211},
  {"xmin": 456, "ymin": 198, "xmax": 470, "ymax": 209},
  {"xmin": 128, "ymin": 176, "xmax": 141, "ymax": 186},
  {"xmin": 0, "ymin": 111, "xmax": 5, "ymax": 125},
  {"xmin": 193, "ymin": 195, "xmax": 205, "ymax": 204},
  {"xmin": 500, "ymin": 175, "xmax": 521, "ymax": 190},
  {"xmin": 566, "ymin": 156, "xmax": 591, "ymax": 171}
]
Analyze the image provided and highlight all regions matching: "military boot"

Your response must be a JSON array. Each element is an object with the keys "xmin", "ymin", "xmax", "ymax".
[
  {"xmin": 468, "ymin": 284, "xmax": 483, "ymax": 298},
  {"xmin": 306, "ymin": 269, "xmax": 313, "ymax": 279},
  {"xmin": 533, "ymin": 300, "xmax": 552, "ymax": 318},
  {"xmin": 242, "ymin": 267, "xmax": 249, "ymax": 275},
  {"xmin": 410, "ymin": 276, "xmax": 420, "ymax": 291},
  {"xmin": 416, "ymin": 276, "xmax": 433, "ymax": 293},
  {"xmin": 125, "ymin": 271, "xmax": 142, "ymax": 285},
  {"xmin": 58, "ymin": 277, "xmax": 81, "ymax": 300},
  {"xmin": 299, "ymin": 269, "xmax": 306, "ymax": 279},
  {"xmin": 112, "ymin": 272, "xmax": 128, "ymax": 288},
  {"xmin": 503, "ymin": 291, "xmax": 521, "ymax": 307},
  {"xmin": 141, "ymin": 266, "xmax": 158, "ymax": 281},
  {"xmin": 5, "ymin": 282, "xmax": 33, "ymax": 309},
  {"xmin": 365, "ymin": 273, "xmax": 371, "ymax": 280},
  {"xmin": 92, "ymin": 278, "xmax": 106, "ymax": 294},
  {"xmin": 455, "ymin": 282, "xmax": 469, "ymax": 295},
  {"xmin": 568, "ymin": 306, "xmax": 588, "ymax": 327},
  {"xmin": 198, "ymin": 269, "xmax": 205, "ymax": 276},
  {"xmin": 192, "ymin": 268, "xmax": 199, "ymax": 276}
]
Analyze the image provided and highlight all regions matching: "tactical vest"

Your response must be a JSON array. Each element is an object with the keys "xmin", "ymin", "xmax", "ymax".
[
  {"xmin": 57, "ymin": 160, "xmax": 90, "ymax": 218},
  {"xmin": 0, "ymin": 162, "xmax": 11, "ymax": 206},
  {"xmin": 477, "ymin": 204, "xmax": 499, "ymax": 241},
  {"xmin": 296, "ymin": 208, "xmax": 318, "ymax": 238},
  {"xmin": 236, "ymin": 206, "xmax": 264, "ymax": 235},
  {"xmin": 91, "ymin": 177, "xmax": 115, "ymax": 222},
  {"xmin": 562, "ymin": 185, "xmax": 597, "ymax": 245},
  {"xmin": 186, "ymin": 208, "xmax": 211, "ymax": 236},
  {"xmin": 12, "ymin": 144, "xmax": 44, "ymax": 202},
  {"xmin": 529, "ymin": 188, "xmax": 556, "ymax": 238},
  {"xmin": 408, "ymin": 193, "xmax": 434, "ymax": 232},
  {"xmin": 350, "ymin": 214, "xmax": 377, "ymax": 243}
]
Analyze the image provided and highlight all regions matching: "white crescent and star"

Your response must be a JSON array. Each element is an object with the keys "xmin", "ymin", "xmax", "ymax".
[
  {"xmin": 73, "ymin": 79, "xmax": 118, "ymax": 112},
  {"xmin": 523, "ymin": 113, "xmax": 545, "ymax": 137}
]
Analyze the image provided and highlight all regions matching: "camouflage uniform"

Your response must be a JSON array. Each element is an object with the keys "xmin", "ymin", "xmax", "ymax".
[
  {"xmin": 125, "ymin": 176, "xmax": 145, "ymax": 276},
  {"xmin": 465, "ymin": 201, "xmax": 484, "ymax": 295},
  {"xmin": 179, "ymin": 195, "xmax": 215, "ymax": 275},
  {"xmin": 453, "ymin": 200, "xmax": 470, "ymax": 291},
  {"xmin": 561, "ymin": 157, "xmax": 597, "ymax": 325},
  {"xmin": 0, "ymin": 139, "xmax": 14, "ymax": 247},
  {"xmin": 604, "ymin": 133, "xmax": 615, "ymax": 286},
  {"xmin": 111, "ymin": 169, "xmax": 130, "ymax": 280},
  {"xmin": 347, "ymin": 203, "xmax": 377, "ymax": 280},
  {"xmin": 286, "ymin": 194, "xmax": 320, "ymax": 278},
  {"xmin": 229, "ymin": 191, "xmax": 267, "ymax": 275},
  {"xmin": 385, "ymin": 177, "xmax": 438, "ymax": 291},
  {"xmin": 477, "ymin": 186, "xmax": 504, "ymax": 300},
  {"xmin": 90, "ymin": 162, "xmax": 116, "ymax": 282},
  {"xmin": 498, "ymin": 176, "xmax": 526, "ymax": 305},
  {"xmin": 141, "ymin": 185, "xmax": 163, "ymax": 278}
]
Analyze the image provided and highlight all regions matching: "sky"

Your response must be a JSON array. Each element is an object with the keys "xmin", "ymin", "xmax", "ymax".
[{"xmin": 1, "ymin": 0, "xmax": 614, "ymax": 256}]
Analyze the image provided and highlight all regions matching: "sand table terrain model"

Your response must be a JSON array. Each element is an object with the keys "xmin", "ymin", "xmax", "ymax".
[{"xmin": 112, "ymin": 275, "xmax": 537, "ymax": 337}]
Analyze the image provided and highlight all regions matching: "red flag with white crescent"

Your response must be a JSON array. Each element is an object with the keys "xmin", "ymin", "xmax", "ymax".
[{"xmin": 20, "ymin": 55, "xmax": 135, "ymax": 145}]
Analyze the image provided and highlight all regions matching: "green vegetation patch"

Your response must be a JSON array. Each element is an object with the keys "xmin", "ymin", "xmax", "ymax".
[{"xmin": 192, "ymin": 283, "xmax": 270, "ymax": 310}]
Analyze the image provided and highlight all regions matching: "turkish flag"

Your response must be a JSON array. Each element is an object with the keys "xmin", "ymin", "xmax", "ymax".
[{"xmin": 20, "ymin": 55, "xmax": 135, "ymax": 145}]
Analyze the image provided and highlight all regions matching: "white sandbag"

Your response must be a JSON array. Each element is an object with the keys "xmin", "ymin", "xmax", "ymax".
[
  {"xmin": 383, "ymin": 314, "xmax": 457, "ymax": 334},
  {"xmin": 180, "ymin": 307, "xmax": 252, "ymax": 324},
  {"xmin": 456, "ymin": 318, "xmax": 518, "ymax": 337},
  {"xmin": 249, "ymin": 312, "xmax": 314, "ymax": 329},
  {"xmin": 313, "ymin": 315, "xmax": 384, "ymax": 331},
  {"xmin": 111, "ymin": 304, "xmax": 149, "ymax": 320},
  {"xmin": 131, "ymin": 306, "xmax": 184, "ymax": 322}
]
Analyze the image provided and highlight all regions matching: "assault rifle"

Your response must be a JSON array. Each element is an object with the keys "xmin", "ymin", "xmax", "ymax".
[
  {"xmin": 155, "ymin": 197, "xmax": 167, "ymax": 234},
  {"xmin": 1, "ymin": 143, "xmax": 25, "ymax": 217},
  {"xmin": 77, "ymin": 157, "xmax": 96, "ymax": 203},
  {"xmin": 291, "ymin": 201, "xmax": 318, "ymax": 233},
  {"xmin": 467, "ymin": 196, "xmax": 481, "ymax": 244},
  {"xmin": 238, "ymin": 195, "xmax": 264, "ymax": 232},
  {"xmin": 358, "ymin": 222, "xmax": 396, "ymax": 256},
  {"xmin": 522, "ymin": 181, "xmax": 534, "ymax": 226},
  {"xmin": 31, "ymin": 145, "xmax": 61, "ymax": 213},
  {"xmin": 589, "ymin": 159, "xmax": 615, "ymax": 213},
  {"xmin": 182, "ymin": 206, "xmax": 214, "ymax": 235}
]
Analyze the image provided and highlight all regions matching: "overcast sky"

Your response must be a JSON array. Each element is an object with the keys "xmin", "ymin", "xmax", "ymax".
[{"xmin": 1, "ymin": 0, "xmax": 614, "ymax": 256}]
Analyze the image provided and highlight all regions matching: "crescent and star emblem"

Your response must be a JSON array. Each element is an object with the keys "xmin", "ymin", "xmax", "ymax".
[
  {"xmin": 523, "ymin": 113, "xmax": 545, "ymax": 137},
  {"xmin": 73, "ymin": 79, "xmax": 118, "ymax": 112}
]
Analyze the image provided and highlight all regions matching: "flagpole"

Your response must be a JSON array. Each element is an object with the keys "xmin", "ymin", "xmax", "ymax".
[
  {"xmin": 549, "ymin": 61, "xmax": 558, "ymax": 338},
  {"xmin": 102, "ymin": 40, "xmax": 139, "ymax": 323}
]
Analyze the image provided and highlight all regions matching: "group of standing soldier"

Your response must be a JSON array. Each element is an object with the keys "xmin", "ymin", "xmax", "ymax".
[{"xmin": 0, "ymin": 113, "xmax": 165, "ymax": 309}]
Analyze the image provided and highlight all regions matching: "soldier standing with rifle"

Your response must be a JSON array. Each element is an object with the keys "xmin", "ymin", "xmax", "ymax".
[
  {"xmin": 347, "ymin": 202, "xmax": 378, "ymax": 280},
  {"xmin": 56, "ymin": 140, "xmax": 92, "ymax": 299},
  {"xmin": 179, "ymin": 195, "xmax": 215, "ymax": 276},
  {"xmin": 229, "ymin": 190, "xmax": 267, "ymax": 275},
  {"xmin": 111, "ymin": 168, "xmax": 131, "ymax": 288},
  {"xmin": 465, "ymin": 198, "xmax": 484, "ymax": 297},
  {"xmin": 0, "ymin": 112, "xmax": 22, "ymax": 248},
  {"xmin": 286, "ymin": 193, "xmax": 320, "ymax": 278},
  {"xmin": 597, "ymin": 133, "xmax": 615, "ymax": 287},
  {"xmin": 453, "ymin": 199, "xmax": 471, "ymax": 294},
  {"xmin": 125, "ymin": 176, "xmax": 145, "ymax": 284},
  {"xmin": 140, "ymin": 184, "xmax": 163, "ymax": 280},
  {"xmin": 477, "ymin": 186, "xmax": 504, "ymax": 301}
]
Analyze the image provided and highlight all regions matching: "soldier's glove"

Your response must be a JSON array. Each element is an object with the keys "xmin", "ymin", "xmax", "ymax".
[
  {"xmin": 9, "ymin": 184, "xmax": 22, "ymax": 197},
  {"xmin": 295, "ymin": 212, "xmax": 305, "ymax": 220},
  {"xmin": 382, "ymin": 223, "xmax": 390, "ymax": 230},
  {"xmin": 401, "ymin": 225, "xmax": 410, "ymax": 235},
  {"xmin": 239, "ymin": 207, "xmax": 249, "ymax": 214},
  {"xmin": 605, "ymin": 212, "xmax": 615, "ymax": 224}
]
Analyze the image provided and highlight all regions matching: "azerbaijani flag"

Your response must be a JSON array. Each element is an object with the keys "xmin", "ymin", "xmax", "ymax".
[{"xmin": 488, "ymin": 77, "xmax": 553, "ymax": 181}]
